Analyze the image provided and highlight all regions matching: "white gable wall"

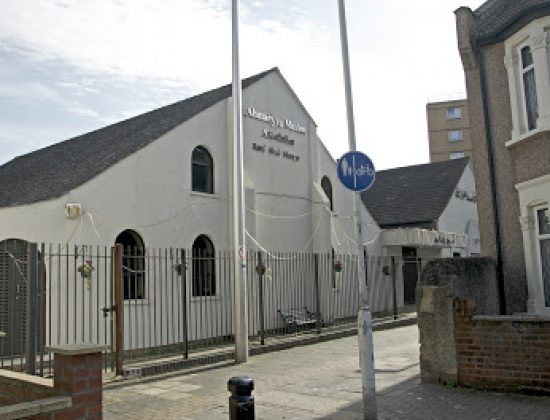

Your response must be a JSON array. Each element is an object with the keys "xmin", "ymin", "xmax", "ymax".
[
  {"xmin": 0, "ymin": 72, "xmax": 372, "ymax": 256},
  {"xmin": 437, "ymin": 163, "xmax": 480, "ymax": 256}
]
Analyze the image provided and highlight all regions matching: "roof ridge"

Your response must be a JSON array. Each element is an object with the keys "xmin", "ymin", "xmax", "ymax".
[
  {"xmin": 9, "ymin": 67, "xmax": 279, "ymax": 164},
  {"xmin": 474, "ymin": 0, "xmax": 499, "ymax": 16}
]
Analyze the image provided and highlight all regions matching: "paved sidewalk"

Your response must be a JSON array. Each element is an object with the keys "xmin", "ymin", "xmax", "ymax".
[{"xmin": 103, "ymin": 325, "xmax": 550, "ymax": 419}]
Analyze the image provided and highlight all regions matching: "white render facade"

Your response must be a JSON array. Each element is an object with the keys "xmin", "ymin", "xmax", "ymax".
[
  {"xmin": 0, "ymin": 71, "xmax": 369, "ymax": 255},
  {"xmin": 0, "ymin": 69, "xmax": 480, "ymax": 352}
]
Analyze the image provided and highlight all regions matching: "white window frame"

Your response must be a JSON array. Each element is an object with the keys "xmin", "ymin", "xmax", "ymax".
[
  {"xmin": 504, "ymin": 18, "xmax": 550, "ymax": 146},
  {"xmin": 516, "ymin": 174, "xmax": 550, "ymax": 314},
  {"xmin": 448, "ymin": 129, "xmax": 464, "ymax": 142},
  {"xmin": 446, "ymin": 107, "xmax": 462, "ymax": 120},
  {"xmin": 519, "ymin": 43, "xmax": 538, "ymax": 132},
  {"xmin": 449, "ymin": 152, "xmax": 465, "ymax": 160},
  {"xmin": 534, "ymin": 205, "xmax": 550, "ymax": 307}
]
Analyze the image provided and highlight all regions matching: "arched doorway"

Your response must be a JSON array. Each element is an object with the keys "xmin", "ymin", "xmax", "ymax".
[{"xmin": 115, "ymin": 230, "xmax": 145, "ymax": 300}]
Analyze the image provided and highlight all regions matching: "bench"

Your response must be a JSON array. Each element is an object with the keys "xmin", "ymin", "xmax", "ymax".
[{"xmin": 278, "ymin": 307, "xmax": 320, "ymax": 334}]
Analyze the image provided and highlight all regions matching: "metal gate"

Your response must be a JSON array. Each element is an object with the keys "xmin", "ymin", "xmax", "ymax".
[
  {"xmin": 0, "ymin": 239, "xmax": 28, "ymax": 361},
  {"xmin": 0, "ymin": 242, "xmax": 116, "ymax": 376}
]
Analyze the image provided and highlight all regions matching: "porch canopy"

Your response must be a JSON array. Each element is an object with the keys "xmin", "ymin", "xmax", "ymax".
[{"xmin": 381, "ymin": 228, "xmax": 467, "ymax": 248}]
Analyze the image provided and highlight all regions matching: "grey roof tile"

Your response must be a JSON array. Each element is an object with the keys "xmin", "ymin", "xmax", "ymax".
[
  {"xmin": 473, "ymin": 0, "xmax": 550, "ymax": 44},
  {"xmin": 361, "ymin": 158, "xmax": 469, "ymax": 228},
  {"xmin": 0, "ymin": 68, "xmax": 276, "ymax": 208}
]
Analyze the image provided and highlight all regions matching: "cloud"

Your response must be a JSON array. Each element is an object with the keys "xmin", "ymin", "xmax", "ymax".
[
  {"xmin": 0, "ymin": 122, "xmax": 79, "ymax": 163},
  {"xmin": 0, "ymin": 0, "xmax": 488, "ymax": 169},
  {"xmin": 0, "ymin": 81, "xmax": 64, "ymax": 103},
  {"xmin": 0, "ymin": 0, "xmax": 334, "ymax": 97}
]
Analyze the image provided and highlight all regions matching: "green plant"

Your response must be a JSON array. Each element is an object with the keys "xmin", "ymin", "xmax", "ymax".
[
  {"xmin": 174, "ymin": 263, "xmax": 185, "ymax": 276},
  {"xmin": 333, "ymin": 260, "xmax": 343, "ymax": 273},
  {"xmin": 444, "ymin": 379, "xmax": 457, "ymax": 389},
  {"xmin": 77, "ymin": 260, "xmax": 95, "ymax": 279}
]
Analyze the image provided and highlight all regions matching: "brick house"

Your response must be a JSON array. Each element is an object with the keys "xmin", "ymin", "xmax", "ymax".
[{"xmin": 456, "ymin": 0, "xmax": 550, "ymax": 314}]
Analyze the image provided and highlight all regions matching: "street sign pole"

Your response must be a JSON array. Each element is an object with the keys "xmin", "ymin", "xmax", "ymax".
[{"xmin": 337, "ymin": 1, "xmax": 378, "ymax": 419}]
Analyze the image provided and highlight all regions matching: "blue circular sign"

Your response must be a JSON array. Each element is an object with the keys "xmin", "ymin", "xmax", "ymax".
[{"xmin": 337, "ymin": 151, "xmax": 376, "ymax": 192}]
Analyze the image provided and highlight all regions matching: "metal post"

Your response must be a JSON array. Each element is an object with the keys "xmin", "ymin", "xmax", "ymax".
[
  {"xmin": 228, "ymin": 376, "xmax": 255, "ymax": 420},
  {"xmin": 232, "ymin": 0, "xmax": 249, "ymax": 363},
  {"xmin": 337, "ymin": 1, "xmax": 377, "ymax": 418},
  {"xmin": 391, "ymin": 257, "xmax": 398, "ymax": 320},
  {"xmin": 182, "ymin": 249, "xmax": 189, "ymax": 359},
  {"xmin": 257, "ymin": 252, "xmax": 265, "ymax": 345},
  {"xmin": 39, "ymin": 243, "xmax": 46, "ymax": 377},
  {"xmin": 114, "ymin": 244, "xmax": 124, "ymax": 377},
  {"xmin": 314, "ymin": 254, "xmax": 322, "ymax": 334},
  {"xmin": 26, "ymin": 242, "xmax": 38, "ymax": 375}
]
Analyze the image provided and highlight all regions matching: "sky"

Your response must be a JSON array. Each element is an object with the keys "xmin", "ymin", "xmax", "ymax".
[{"xmin": 0, "ymin": 0, "xmax": 485, "ymax": 170}]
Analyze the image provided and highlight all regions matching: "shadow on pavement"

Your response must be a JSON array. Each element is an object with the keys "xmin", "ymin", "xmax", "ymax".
[{"xmin": 320, "ymin": 374, "xmax": 550, "ymax": 420}]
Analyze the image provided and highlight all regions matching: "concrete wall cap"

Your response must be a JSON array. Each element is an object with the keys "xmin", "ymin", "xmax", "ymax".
[
  {"xmin": 46, "ymin": 343, "xmax": 110, "ymax": 355},
  {"xmin": 0, "ymin": 368, "xmax": 53, "ymax": 388},
  {"xmin": 0, "ymin": 396, "xmax": 71, "ymax": 419}
]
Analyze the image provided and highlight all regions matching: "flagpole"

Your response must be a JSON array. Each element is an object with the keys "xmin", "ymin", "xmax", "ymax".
[
  {"xmin": 232, "ymin": 0, "xmax": 248, "ymax": 363},
  {"xmin": 337, "ymin": 0, "xmax": 377, "ymax": 418}
]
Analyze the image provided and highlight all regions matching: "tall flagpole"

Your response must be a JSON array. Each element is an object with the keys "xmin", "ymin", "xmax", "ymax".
[
  {"xmin": 232, "ymin": 0, "xmax": 248, "ymax": 363},
  {"xmin": 337, "ymin": 1, "xmax": 377, "ymax": 418}
]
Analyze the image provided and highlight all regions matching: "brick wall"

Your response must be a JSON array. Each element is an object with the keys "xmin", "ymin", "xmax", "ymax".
[
  {"xmin": 52, "ymin": 350, "xmax": 103, "ymax": 419},
  {"xmin": 0, "ymin": 371, "xmax": 57, "ymax": 406},
  {"xmin": 455, "ymin": 299, "xmax": 550, "ymax": 393},
  {"xmin": 0, "ymin": 344, "xmax": 105, "ymax": 419}
]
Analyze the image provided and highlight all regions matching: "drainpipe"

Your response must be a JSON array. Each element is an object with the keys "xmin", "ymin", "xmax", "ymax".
[{"xmin": 474, "ymin": 43, "xmax": 507, "ymax": 315}]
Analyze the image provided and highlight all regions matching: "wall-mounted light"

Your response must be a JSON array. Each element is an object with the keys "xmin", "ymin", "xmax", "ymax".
[{"xmin": 65, "ymin": 203, "xmax": 82, "ymax": 219}]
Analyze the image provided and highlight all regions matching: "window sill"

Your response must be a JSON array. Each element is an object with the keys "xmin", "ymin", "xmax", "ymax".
[
  {"xmin": 190, "ymin": 296, "xmax": 222, "ymax": 303},
  {"xmin": 189, "ymin": 191, "xmax": 222, "ymax": 200},
  {"xmin": 124, "ymin": 299, "xmax": 150, "ymax": 305},
  {"xmin": 506, "ymin": 126, "xmax": 550, "ymax": 148}
]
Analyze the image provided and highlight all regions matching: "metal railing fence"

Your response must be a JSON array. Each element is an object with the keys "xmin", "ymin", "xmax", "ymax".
[{"xmin": 0, "ymin": 242, "xmax": 415, "ymax": 377}]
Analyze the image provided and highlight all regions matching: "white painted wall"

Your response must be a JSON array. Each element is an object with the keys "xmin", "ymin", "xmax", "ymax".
[
  {"xmin": 438, "ymin": 162, "xmax": 480, "ymax": 256},
  {"xmin": 0, "ymin": 72, "xmax": 384, "ymax": 350}
]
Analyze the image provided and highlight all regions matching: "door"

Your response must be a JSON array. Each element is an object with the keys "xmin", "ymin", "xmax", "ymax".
[{"xmin": 402, "ymin": 247, "xmax": 418, "ymax": 305}]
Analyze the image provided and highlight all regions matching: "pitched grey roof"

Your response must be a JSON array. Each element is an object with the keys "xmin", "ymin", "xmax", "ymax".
[
  {"xmin": 0, "ymin": 68, "xmax": 276, "ymax": 208},
  {"xmin": 473, "ymin": 0, "xmax": 550, "ymax": 45},
  {"xmin": 361, "ymin": 158, "xmax": 469, "ymax": 229}
]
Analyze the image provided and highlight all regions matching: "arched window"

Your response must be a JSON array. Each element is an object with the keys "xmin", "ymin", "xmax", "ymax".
[
  {"xmin": 192, "ymin": 146, "xmax": 214, "ymax": 194},
  {"xmin": 115, "ymin": 230, "xmax": 145, "ymax": 300},
  {"xmin": 192, "ymin": 235, "xmax": 216, "ymax": 296},
  {"xmin": 321, "ymin": 176, "xmax": 333, "ymax": 211}
]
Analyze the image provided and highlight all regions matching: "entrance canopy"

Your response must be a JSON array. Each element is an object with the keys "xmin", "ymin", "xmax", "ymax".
[{"xmin": 381, "ymin": 228, "xmax": 467, "ymax": 248}]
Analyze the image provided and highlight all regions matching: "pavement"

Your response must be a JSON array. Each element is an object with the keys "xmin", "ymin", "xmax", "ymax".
[{"xmin": 103, "ymin": 324, "xmax": 550, "ymax": 419}]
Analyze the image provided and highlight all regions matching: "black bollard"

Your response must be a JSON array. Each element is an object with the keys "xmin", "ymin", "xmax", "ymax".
[{"xmin": 227, "ymin": 376, "xmax": 255, "ymax": 420}]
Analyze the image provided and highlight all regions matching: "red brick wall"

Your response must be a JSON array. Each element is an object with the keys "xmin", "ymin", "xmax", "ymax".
[
  {"xmin": 455, "ymin": 299, "xmax": 550, "ymax": 392},
  {"xmin": 0, "ymin": 375, "xmax": 57, "ymax": 406},
  {"xmin": 0, "ymin": 349, "xmax": 104, "ymax": 419},
  {"xmin": 53, "ymin": 352, "xmax": 103, "ymax": 419}
]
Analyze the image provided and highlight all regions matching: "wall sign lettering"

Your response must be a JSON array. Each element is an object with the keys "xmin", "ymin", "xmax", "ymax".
[
  {"xmin": 245, "ymin": 107, "xmax": 306, "ymax": 134},
  {"xmin": 262, "ymin": 129, "xmax": 295, "ymax": 145},
  {"xmin": 252, "ymin": 143, "xmax": 300, "ymax": 162}
]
